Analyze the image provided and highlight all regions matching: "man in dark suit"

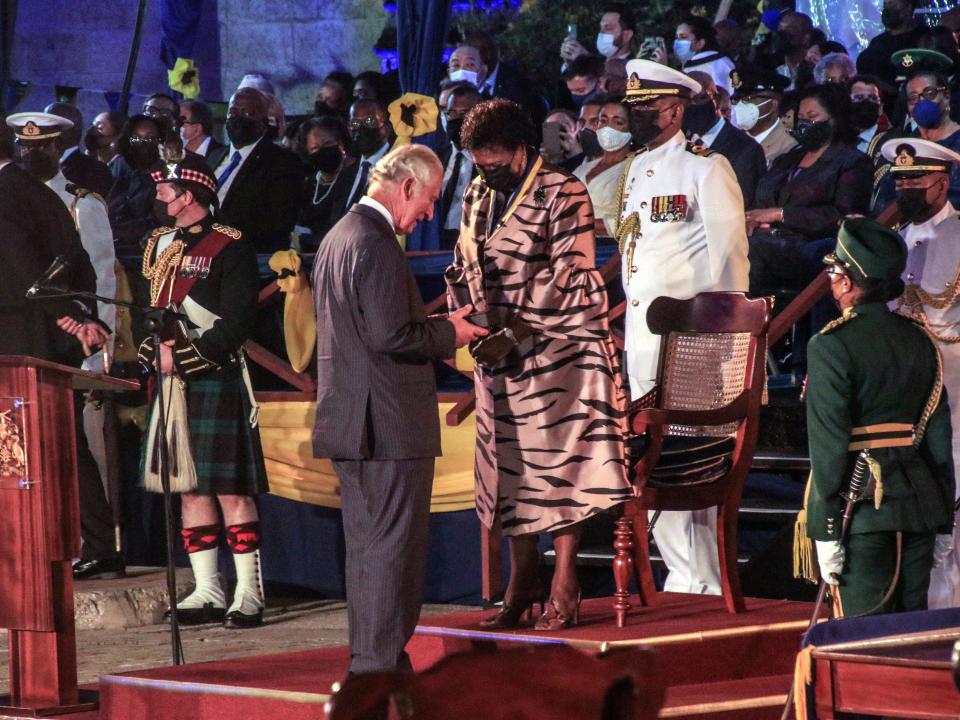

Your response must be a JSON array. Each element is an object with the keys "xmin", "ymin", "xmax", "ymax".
[
  {"xmin": 311, "ymin": 145, "xmax": 485, "ymax": 675},
  {"xmin": 209, "ymin": 87, "xmax": 303, "ymax": 252},
  {"xmin": 465, "ymin": 31, "xmax": 547, "ymax": 125},
  {"xmin": 180, "ymin": 99, "xmax": 225, "ymax": 164},
  {"xmin": 44, "ymin": 102, "xmax": 114, "ymax": 199},
  {"xmin": 437, "ymin": 84, "xmax": 481, "ymax": 248},
  {"xmin": 685, "ymin": 71, "xmax": 767, "ymax": 207}
]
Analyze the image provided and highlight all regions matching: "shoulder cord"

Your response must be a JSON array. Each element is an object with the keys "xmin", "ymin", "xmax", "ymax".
[{"xmin": 142, "ymin": 232, "xmax": 185, "ymax": 306}]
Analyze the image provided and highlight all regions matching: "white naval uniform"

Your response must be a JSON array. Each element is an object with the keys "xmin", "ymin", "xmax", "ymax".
[
  {"xmin": 619, "ymin": 129, "xmax": 750, "ymax": 595},
  {"xmin": 895, "ymin": 201, "xmax": 960, "ymax": 609}
]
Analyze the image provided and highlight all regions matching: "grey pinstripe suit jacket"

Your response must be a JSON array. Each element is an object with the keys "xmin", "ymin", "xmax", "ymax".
[{"xmin": 311, "ymin": 203, "xmax": 456, "ymax": 460}]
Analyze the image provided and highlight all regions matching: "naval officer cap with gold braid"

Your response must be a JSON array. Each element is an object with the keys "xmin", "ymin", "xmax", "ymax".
[
  {"xmin": 624, "ymin": 59, "xmax": 701, "ymax": 105},
  {"xmin": 5, "ymin": 111, "xmax": 73, "ymax": 141},
  {"xmin": 823, "ymin": 217, "xmax": 907, "ymax": 282},
  {"xmin": 880, "ymin": 137, "xmax": 960, "ymax": 179}
]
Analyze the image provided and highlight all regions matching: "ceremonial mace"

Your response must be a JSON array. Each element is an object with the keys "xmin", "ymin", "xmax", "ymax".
[{"xmin": 779, "ymin": 450, "xmax": 872, "ymax": 720}]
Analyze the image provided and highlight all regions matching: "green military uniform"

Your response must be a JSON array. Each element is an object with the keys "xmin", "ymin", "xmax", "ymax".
[{"xmin": 803, "ymin": 219, "xmax": 955, "ymax": 617}]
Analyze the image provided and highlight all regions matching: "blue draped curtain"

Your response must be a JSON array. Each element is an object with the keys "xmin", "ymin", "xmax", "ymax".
[
  {"xmin": 398, "ymin": 0, "xmax": 451, "ymax": 251},
  {"xmin": 160, "ymin": 0, "xmax": 204, "ymax": 70}
]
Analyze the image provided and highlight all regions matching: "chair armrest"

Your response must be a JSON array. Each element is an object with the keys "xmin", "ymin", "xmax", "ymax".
[{"xmin": 629, "ymin": 393, "xmax": 748, "ymax": 432}]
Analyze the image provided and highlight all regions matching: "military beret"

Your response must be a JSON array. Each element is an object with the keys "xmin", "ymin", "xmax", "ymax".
[{"xmin": 151, "ymin": 153, "xmax": 218, "ymax": 195}]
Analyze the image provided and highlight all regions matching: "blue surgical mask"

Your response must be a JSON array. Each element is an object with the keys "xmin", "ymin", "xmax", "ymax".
[
  {"xmin": 912, "ymin": 98, "xmax": 943, "ymax": 129},
  {"xmin": 673, "ymin": 39, "xmax": 694, "ymax": 63}
]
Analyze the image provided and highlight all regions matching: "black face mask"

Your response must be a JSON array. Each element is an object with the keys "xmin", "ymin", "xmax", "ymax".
[
  {"xmin": 351, "ymin": 126, "xmax": 384, "ymax": 157},
  {"xmin": 792, "ymin": 119, "xmax": 833, "ymax": 151},
  {"xmin": 225, "ymin": 115, "xmax": 262, "ymax": 148},
  {"xmin": 446, "ymin": 118, "xmax": 465, "ymax": 150},
  {"xmin": 895, "ymin": 187, "xmax": 932, "ymax": 222},
  {"xmin": 774, "ymin": 31, "xmax": 805, "ymax": 55},
  {"xmin": 19, "ymin": 152, "xmax": 59, "ymax": 182},
  {"xmin": 629, "ymin": 108, "xmax": 662, "ymax": 147},
  {"xmin": 850, "ymin": 99, "xmax": 881, "ymax": 131},
  {"xmin": 306, "ymin": 145, "xmax": 343, "ymax": 174},
  {"xmin": 578, "ymin": 128, "xmax": 603, "ymax": 157},
  {"xmin": 478, "ymin": 162, "xmax": 521, "ymax": 194},
  {"xmin": 152, "ymin": 198, "xmax": 177, "ymax": 225},
  {"xmin": 128, "ymin": 143, "xmax": 159, "ymax": 169},
  {"xmin": 881, "ymin": 7, "xmax": 905, "ymax": 30},
  {"xmin": 682, "ymin": 99, "xmax": 719, "ymax": 136}
]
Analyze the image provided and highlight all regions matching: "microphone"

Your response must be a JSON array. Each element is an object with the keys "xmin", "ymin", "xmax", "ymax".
[{"xmin": 26, "ymin": 255, "xmax": 69, "ymax": 297}]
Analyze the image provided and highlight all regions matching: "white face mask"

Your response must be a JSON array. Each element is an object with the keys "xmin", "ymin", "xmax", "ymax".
[
  {"xmin": 596, "ymin": 126, "xmax": 633, "ymax": 151},
  {"xmin": 596, "ymin": 32, "xmax": 618, "ymax": 58},
  {"xmin": 448, "ymin": 69, "xmax": 479, "ymax": 87},
  {"xmin": 731, "ymin": 99, "xmax": 771, "ymax": 132},
  {"xmin": 673, "ymin": 39, "xmax": 695, "ymax": 63}
]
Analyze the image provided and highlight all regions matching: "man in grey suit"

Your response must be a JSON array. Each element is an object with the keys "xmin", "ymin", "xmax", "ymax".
[{"xmin": 311, "ymin": 144, "xmax": 486, "ymax": 675}]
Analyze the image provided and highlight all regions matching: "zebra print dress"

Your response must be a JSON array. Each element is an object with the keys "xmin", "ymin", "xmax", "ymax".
[{"xmin": 445, "ymin": 156, "xmax": 631, "ymax": 536}]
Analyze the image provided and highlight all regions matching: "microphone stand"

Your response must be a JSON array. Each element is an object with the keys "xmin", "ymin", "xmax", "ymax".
[{"xmin": 29, "ymin": 285, "xmax": 191, "ymax": 666}]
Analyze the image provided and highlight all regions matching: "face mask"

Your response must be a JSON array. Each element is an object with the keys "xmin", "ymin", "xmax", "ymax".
[
  {"xmin": 570, "ymin": 85, "xmax": 599, "ymax": 109},
  {"xmin": 895, "ymin": 187, "xmax": 932, "ymax": 222},
  {"xmin": 351, "ymin": 126, "xmax": 385, "ymax": 157},
  {"xmin": 792, "ymin": 118, "xmax": 833, "ymax": 150},
  {"xmin": 682, "ymin": 99, "xmax": 719, "ymax": 136},
  {"xmin": 307, "ymin": 146, "xmax": 343, "ymax": 174},
  {"xmin": 629, "ymin": 107, "xmax": 664, "ymax": 146},
  {"xmin": 597, "ymin": 126, "xmax": 633, "ymax": 152},
  {"xmin": 19, "ymin": 151, "xmax": 59, "ymax": 182},
  {"xmin": 912, "ymin": 98, "xmax": 943, "ymax": 129},
  {"xmin": 128, "ymin": 142, "xmax": 159, "ymax": 168},
  {"xmin": 673, "ymin": 39, "xmax": 695, "ymax": 63},
  {"xmin": 152, "ymin": 197, "xmax": 178, "ymax": 225},
  {"xmin": 448, "ymin": 69, "xmax": 479, "ymax": 87},
  {"xmin": 478, "ymin": 161, "xmax": 521, "ymax": 194},
  {"xmin": 850, "ymin": 99, "xmax": 881, "ymax": 131},
  {"xmin": 732, "ymin": 101, "xmax": 763, "ymax": 131},
  {"xmin": 578, "ymin": 127, "xmax": 603, "ymax": 157},
  {"xmin": 225, "ymin": 115, "xmax": 262, "ymax": 147},
  {"xmin": 447, "ymin": 118, "xmax": 465, "ymax": 150},
  {"xmin": 881, "ymin": 7, "xmax": 905, "ymax": 30},
  {"xmin": 596, "ymin": 32, "xmax": 618, "ymax": 58},
  {"xmin": 774, "ymin": 31, "xmax": 804, "ymax": 55}
]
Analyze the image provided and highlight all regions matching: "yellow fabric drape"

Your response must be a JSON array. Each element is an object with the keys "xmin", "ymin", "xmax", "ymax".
[
  {"xmin": 268, "ymin": 250, "xmax": 317, "ymax": 373},
  {"xmin": 260, "ymin": 401, "xmax": 477, "ymax": 512},
  {"xmin": 387, "ymin": 93, "xmax": 438, "ymax": 148},
  {"xmin": 168, "ymin": 58, "xmax": 200, "ymax": 100}
]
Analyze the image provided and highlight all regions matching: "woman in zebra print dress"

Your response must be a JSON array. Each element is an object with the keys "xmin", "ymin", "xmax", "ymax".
[{"xmin": 446, "ymin": 100, "xmax": 631, "ymax": 630}]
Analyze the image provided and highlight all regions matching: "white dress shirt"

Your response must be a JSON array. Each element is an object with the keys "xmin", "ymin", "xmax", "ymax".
[
  {"xmin": 442, "ymin": 143, "xmax": 474, "ymax": 230},
  {"xmin": 358, "ymin": 195, "xmax": 395, "ymax": 232},
  {"xmin": 347, "ymin": 142, "xmax": 390, "ymax": 207},
  {"xmin": 857, "ymin": 124, "xmax": 879, "ymax": 155}
]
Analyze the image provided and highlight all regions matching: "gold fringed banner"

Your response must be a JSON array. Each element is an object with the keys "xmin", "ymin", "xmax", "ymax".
[{"xmin": 259, "ymin": 401, "xmax": 477, "ymax": 512}]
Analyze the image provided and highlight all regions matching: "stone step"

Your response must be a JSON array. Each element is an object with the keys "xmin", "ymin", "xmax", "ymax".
[{"xmin": 73, "ymin": 566, "xmax": 195, "ymax": 630}]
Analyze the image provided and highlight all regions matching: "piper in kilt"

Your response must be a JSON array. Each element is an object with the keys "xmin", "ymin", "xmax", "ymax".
[{"xmin": 138, "ymin": 154, "xmax": 269, "ymax": 629}]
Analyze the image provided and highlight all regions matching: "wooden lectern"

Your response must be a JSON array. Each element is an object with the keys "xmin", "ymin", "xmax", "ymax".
[{"xmin": 0, "ymin": 356, "xmax": 136, "ymax": 716}]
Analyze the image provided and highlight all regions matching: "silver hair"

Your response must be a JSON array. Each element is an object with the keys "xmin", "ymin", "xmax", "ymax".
[
  {"xmin": 369, "ymin": 144, "xmax": 442, "ymax": 192},
  {"xmin": 813, "ymin": 52, "xmax": 856, "ymax": 85}
]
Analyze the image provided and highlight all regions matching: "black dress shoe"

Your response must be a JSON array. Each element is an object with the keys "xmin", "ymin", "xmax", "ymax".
[
  {"xmin": 72, "ymin": 557, "xmax": 126, "ymax": 581},
  {"xmin": 223, "ymin": 608, "xmax": 264, "ymax": 629},
  {"xmin": 164, "ymin": 603, "xmax": 226, "ymax": 626}
]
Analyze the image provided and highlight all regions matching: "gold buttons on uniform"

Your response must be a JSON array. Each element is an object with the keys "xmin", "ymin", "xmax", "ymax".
[
  {"xmin": 907, "ymin": 273, "xmax": 915, "ymax": 281},
  {"xmin": 646, "ymin": 169, "xmax": 654, "ymax": 177},
  {"xmin": 915, "ymin": 240, "xmax": 923, "ymax": 246},
  {"xmin": 640, "ymin": 201, "xmax": 647, "ymax": 208},
  {"xmin": 631, "ymin": 266, "xmax": 638, "ymax": 273},
  {"xmin": 631, "ymin": 299, "xmax": 639, "ymax": 307}
]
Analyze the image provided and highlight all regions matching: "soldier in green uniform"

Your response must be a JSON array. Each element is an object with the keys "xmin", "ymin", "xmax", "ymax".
[{"xmin": 802, "ymin": 217, "xmax": 955, "ymax": 617}]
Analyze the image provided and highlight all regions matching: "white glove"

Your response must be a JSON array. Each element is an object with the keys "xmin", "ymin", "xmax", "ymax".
[
  {"xmin": 932, "ymin": 534, "xmax": 954, "ymax": 568},
  {"xmin": 815, "ymin": 540, "xmax": 845, "ymax": 585}
]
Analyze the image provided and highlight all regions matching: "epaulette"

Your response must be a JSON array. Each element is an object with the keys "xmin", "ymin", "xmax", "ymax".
[
  {"xmin": 212, "ymin": 223, "xmax": 242, "ymax": 240},
  {"xmin": 70, "ymin": 186, "xmax": 106, "ymax": 205},
  {"xmin": 819, "ymin": 309, "xmax": 857, "ymax": 334},
  {"xmin": 151, "ymin": 225, "xmax": 176, "ymax": 236},
  {"xmin": 685, "ymin": 141, "xmax": 716, "ymax": 157}
]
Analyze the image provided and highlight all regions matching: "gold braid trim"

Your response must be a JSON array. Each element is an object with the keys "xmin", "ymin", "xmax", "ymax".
[
  {"xmin": 614, "ymin": 151, "xmax": 638, "ymax": 250},
  {"xmin": 142, "ymin": 230, "xmax": 184, "ymax": 306},
  {"xmin": 914, "ymin": 324, "xmax": 945, "ymax": 445}
]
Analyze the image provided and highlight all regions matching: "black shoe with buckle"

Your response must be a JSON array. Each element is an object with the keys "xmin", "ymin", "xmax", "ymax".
[
  {"xmin": 164, "ymin": 603, "xmax": 227, "ymax": 626},
  {"xmin": 223, "ymin": 608, "xmax": 264, "ymax": 629},
  {"xmin": 72, "ymin": 556, "xmax": 126, "ymax": 581}
]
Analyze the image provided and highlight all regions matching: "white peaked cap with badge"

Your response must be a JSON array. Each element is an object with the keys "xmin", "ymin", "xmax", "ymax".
[
  {"xmin": 623, "ymin": 59, "xmax": 702, "ymax": 104},
  {"xmin": 5, "ymin": 111, "xmax": 73, "ymax": 140},
  {"xmin": 880, "ymin": 137, "xmax": 960, "ymax": 177}
]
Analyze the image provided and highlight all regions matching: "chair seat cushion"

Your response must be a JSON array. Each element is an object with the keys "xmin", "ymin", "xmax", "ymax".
[{"xmin": 628, "ymin": 434, "xmax": 735, "ymax": 487}]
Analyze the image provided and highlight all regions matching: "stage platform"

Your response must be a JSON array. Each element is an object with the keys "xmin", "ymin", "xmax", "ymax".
[{"xmin": 71, "ymin": 593, "xmax": 816, "ymax": 720}]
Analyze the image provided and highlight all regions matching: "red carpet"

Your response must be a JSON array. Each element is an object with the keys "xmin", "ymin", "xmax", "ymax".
[{"xmin": 86, "ymin": 594, "xmax": 816, "ymax": 719}]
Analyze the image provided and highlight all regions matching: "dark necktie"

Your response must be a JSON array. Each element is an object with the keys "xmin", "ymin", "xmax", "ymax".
[
  {"xmin": 440, "ymin": 150, "xmax": 464, "ymax": 224},
  {"xmin": 348, "ymin": 160, "xmax": 372, "ymax": 208},
  {"xmin": 217, "ymin": 150, "xmax": 242, "ymax": 188}
]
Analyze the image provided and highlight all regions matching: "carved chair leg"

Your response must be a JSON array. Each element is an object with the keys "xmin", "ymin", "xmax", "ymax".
[
  {"xmin": 613, "ymin": 514, "xmax": 635, "ymax": 628},
  {"xmin": 717, "ymin": 503, "xmax": 746, "ymax": 613},
  {"xmin": 632, "ymin": 508, "xmax": 658, "ymax": 608}
]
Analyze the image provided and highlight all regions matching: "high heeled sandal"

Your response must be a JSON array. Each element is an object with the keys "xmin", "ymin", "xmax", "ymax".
[
  {"xmin": 479, "ymin": 595, "xmax": 545, "ymax": 630},
  {"xmin": 534, "ymin": 592, "xmax": 581, "ymax": 631}
]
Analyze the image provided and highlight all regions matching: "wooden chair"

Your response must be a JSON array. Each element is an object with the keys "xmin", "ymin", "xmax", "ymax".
[
  {"xmin": 612, "ymin": 292, "xmax": 773, "ymax": 626},
  {"xmin": 324, "ymin": 644, "xmax": 664, "ymax": 720}
]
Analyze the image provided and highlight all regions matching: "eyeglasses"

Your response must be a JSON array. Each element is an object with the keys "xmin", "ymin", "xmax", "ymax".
[
  {"xmin": 906, "ymin": 86, "xmax": 947, "ymax": 103},
  {"xmin": 850, "ymin": 93, "xmax": 880, "ymax": 103},
  {"xmin": 129, "ymin": 136, "xmax": 160, "ymax": 145},
  {"xmin": 825, "ymin": 266, "xmax": 849, "ymax": 279},
  {"xmin": 349, "ymin": 117, "xmax": 383, "ymax": 130}
]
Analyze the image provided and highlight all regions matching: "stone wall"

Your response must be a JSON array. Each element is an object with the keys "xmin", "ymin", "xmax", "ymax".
[{"xmin": 9, "ymin": 0, "xmax": 387, "ymax": 122}]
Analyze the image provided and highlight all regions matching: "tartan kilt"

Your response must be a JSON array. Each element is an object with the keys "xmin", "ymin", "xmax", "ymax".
[{"xmin": 141, "ymin": 365, "xmax": 268, "ymax": 496}]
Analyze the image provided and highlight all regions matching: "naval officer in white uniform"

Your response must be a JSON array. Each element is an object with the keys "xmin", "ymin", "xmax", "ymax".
[{"xmin": 617, "ymin": 59, "xmax": 750, "ymax": 595}]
